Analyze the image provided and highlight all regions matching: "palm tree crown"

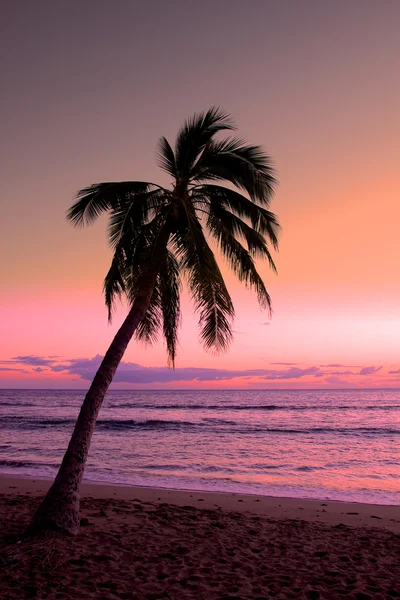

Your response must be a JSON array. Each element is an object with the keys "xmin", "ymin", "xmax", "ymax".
[{"xmin": 67, "ymin": 107, "xmax": 279, "ymax": 365}]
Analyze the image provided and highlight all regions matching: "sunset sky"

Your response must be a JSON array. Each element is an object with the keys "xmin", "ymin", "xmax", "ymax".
[{"xmin": 1, "ymin": 0, "xmax": 399, "ymax": 389}]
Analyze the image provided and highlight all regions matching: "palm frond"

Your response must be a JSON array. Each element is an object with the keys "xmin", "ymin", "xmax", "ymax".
[
  {"xmin": 159, "ymin": 251, "xmax": 181, "ymax": 366},
  {"xmin": 134, "ymin": 250, "xmax": 181, "ymax": 363},
  {"xmin": 194, "ymin": 184, "xmax": 280, "ymax": 250},
  {"xmin": 157, "ymin": 137, "xmax": 177, "ymax": 177},
  {"xmin": 206, "ymin": 203, "xmax": 277, "ymax": 272},
  {"xmin": 105, "ymin": 209, "xmax": 171, "ymax": 321},
  {"xmin": 103, "ymin": 251, "xmax": 126, "ymax": 322},
  {"xmin": 206, "ymin": 210, "xmax": 273, "ymax": 312},
  {"xmin": 174, "ymin": 107, "xmax": 235, "ymax": 180},
  {"xmin": 190, "ymin": 138, "xmax": 277, "ymax": 205},
  {"xmin": 172, "ymin": 211, "xmax": 234, "ymax": 352},
  {"xmin": 67, "ymin": 182, "xmax": 154, "ymax": 227},
  {"xmin": 134, "ymin": 283, "xmax": 162, "ymax": 345},
  {"xmin": 107, "ymin": 187, "xmax": 167, "ymax": 249}
]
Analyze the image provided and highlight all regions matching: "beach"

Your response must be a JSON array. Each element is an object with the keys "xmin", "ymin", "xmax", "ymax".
[{"xmin": 1, "ymin": 476, "xmax": 399, "ymax": 599}]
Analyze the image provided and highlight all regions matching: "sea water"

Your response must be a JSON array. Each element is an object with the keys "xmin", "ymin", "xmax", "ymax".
[{"xmin": 0, "ymin": 389, "xmax": 399, "ymax": 504}]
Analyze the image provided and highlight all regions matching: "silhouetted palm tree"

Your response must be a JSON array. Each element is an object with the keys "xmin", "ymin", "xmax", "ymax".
[{"xmin": 29, "ymin": 108, "xmax": 279, "ymax": 535}]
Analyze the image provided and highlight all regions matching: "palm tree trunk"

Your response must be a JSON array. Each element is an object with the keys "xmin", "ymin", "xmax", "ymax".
[{"xmin": 27, "ymin": 281, "xmax": 157, "ymax": 536}]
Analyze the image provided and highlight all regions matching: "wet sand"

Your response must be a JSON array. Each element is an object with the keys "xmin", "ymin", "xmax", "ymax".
[{"xmin": 1, "ymin": 476, "xmax": 399, "ymax": 599}]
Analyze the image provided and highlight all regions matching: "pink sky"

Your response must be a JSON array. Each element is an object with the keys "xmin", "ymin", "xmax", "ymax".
[{"xmin": 1, "ymin": 1, "xmax": 400, "ymax": 389}]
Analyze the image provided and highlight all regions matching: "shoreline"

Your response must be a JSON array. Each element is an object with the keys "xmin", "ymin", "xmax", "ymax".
[
  {"xmin": 2, "ymin": 474, "xmax": 399, "ymax": 533},
  {"xmin": 2, "ymin": 470, "xmax": 399, "ymax": 507},
  {"xmin": 2, "ymin": 470, "xmax": 400, "ymax": 506}
]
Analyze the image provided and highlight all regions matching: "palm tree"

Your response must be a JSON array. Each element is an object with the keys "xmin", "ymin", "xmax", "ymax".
[{"xmin": 28, "ymin": 108, "xmax": 279, "ymax": 535}]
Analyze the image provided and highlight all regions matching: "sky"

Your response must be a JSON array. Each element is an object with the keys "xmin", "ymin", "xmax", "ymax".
[{"xmin": 1, "ymin": 0, "xmax": 399, "ymax": 389}]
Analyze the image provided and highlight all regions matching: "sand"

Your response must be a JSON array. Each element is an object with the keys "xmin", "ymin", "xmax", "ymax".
[{"xmin": 1, "ymin": 476, "xmax": 399, "ymax": 599}]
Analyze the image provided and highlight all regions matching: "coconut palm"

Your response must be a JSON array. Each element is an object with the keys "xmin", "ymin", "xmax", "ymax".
[{"xmin": 28, "ymin": 107, "xmax": 279, "ymax": 535}]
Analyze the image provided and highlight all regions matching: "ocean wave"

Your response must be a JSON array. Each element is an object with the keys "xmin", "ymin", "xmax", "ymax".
[
  {"xmin": 98, "ymin": 419, "xmax": 197, "ymax": 431},
  {"xmin": 201, "ymin": 417, "xmax": 239, "ymax": 425},
  {"xmin": 296, "ymin": 465, "xmax": 323, "ymax": 472},
  {"xmin": 0, "ymin": 459, "xmax": 58, "ymax": 469},
  {"xmin": 114, "ymin": 403, "xmax": 286, "ymax": 410},
  {"xmin": 109, "ymin": 402, "xmax": 400, "ymax": 411},
  {"xmin": 139, "ymin": 464, "xmax": 186, "ymax": 471},
  {"xmin": 238, "ymin": 426, "xmax": 400, "ymax": 436},
  {"xmin": 0, "ymin": 402, "xmax": 35, "ymax": 407},
  {"xmin": 251, "ymin": 463, "xmax": 290, "ymax": 470},
  {"xmin": 1, "ymin": 415, "xmax": 399, "ymax": 436},
  {"xmin": 0, "ymin": 416, "xmax": 198, "ymax": 431}
]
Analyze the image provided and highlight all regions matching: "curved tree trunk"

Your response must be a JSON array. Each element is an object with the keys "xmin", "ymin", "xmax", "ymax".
[{"xmin": 27, "ymin": 281, "xmax": 157, "ymax": 536}]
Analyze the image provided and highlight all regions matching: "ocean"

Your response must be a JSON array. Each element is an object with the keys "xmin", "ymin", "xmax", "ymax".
[{"xmin": 0, "ymin": 389, "xmax": 399, "ymax": 505}]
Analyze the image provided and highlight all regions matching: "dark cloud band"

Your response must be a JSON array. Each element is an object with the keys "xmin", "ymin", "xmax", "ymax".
[{"xmin": 0, "ymin": 355, "xmax": 391, "ymax": 385}]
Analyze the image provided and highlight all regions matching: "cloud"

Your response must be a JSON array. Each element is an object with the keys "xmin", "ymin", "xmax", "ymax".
[
  {"xmin": 319, "ymin": 364, "xmax": 361, "ymax": 368},
  {"xmin": 9, "ymin": 355, "xmax": 56, "ymax": 367},
  {"xmin": 261, "ymin": 322, "xmax": 270, "ymax": 326},
  {"xmin": 269, "ymin": 362, "xmax": 301, "ymax": 366},
  {"xmin": 359, "ymin": 366, "xmax": 382, "ymax": 376},
  {"xmin": 0, "ymin": 355, "xmax": 387, "ymax": 386},
  {"xmin": 111, "ymin": 365, "xmax": 271, "ymax": 384},
  {"xmin": 1, "ymin": 355, "xmax": 327, "ymax": 384},
  {"xmin": 264, "ymin": 366, "xmax": 320, "ymax": 380},
  {"xmin": 44, "ymin": 355, "xmax": 276, "ymax": 384},
  {"xmin": 315, "ymin": 369, "xmax": 353, "ymax": 378},
  {"xmin": 327, "ymin": 370, "xmax": 354, "ymax": 376},
  {"xmin": 325, "ymin": 376, "xmax": 345, "ymax": 384},
  {"xmin": 265, "ymin": 366, "xmax": 355, "ymax": 381},
  {"xmin": 389, "ymin": 368, "xmax": 400, "ymax": 374}
]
